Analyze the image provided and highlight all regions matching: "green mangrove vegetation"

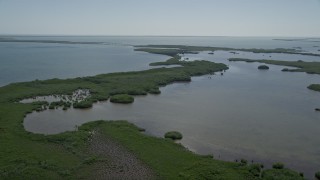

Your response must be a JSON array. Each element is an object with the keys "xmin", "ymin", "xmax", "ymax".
[
  {"xmin": 164, "ymin": 131, "xmax": 183, "ymax": 140},
  {"xmin": 149, "ymin": 55, "xmax": 181, "ymax": 66},
  {"xmin": 0, "ymin": 49, "xmax": 308, "ymax": 179},
  {"xmin": 73, "ymin": 100, "xmax": 93, "ymax": 109},
  {"xmin": 110, "ymin": 94, "xmax": 134, "ymax": 104},
  {"xmin": 135, "ymin": 44, "xmax": 320, "ymax": 57}
]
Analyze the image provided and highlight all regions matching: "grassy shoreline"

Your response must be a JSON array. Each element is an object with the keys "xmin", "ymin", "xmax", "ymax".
[{"xmin": 0, "ymin": 48, "xmax": 307, "ymax": 179}]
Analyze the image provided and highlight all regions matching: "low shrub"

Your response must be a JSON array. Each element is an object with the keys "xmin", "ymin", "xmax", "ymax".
[
  {"xmin": 127, "ymin": 89, "xmax": 147, "ymax": 96},
  {"xmin": 315, "ymin": 171, "xmax": 320, "ymax": 180},
  {"xmin": 164, "ymin": 131, "xmax": 183, "ymax": 140},
  {"xmin": 73, "ymin": 100, "xmax": 93, "ymax": 109},
  {"xmin": 299, "ymin": 172, "xmax": 304, "ymax": 177},
  {"xmin": 249, "ymin": 164, "xmax": 262, "ymax": 177},
  {"xmin": 272, "ymin": 162, "xmax": 284, "ymax": 169},
  {"xmin": 148, "ymin": 88, "xmax": 161, "ymax": 94},
  {"xmin": 240, "ymin": 159, "xmax": 247, "ymax": 166}
]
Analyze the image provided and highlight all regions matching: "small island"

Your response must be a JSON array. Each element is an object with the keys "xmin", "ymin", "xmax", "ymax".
[{"xmin": 258, "ymin": 65, "xmax": 270, "ymax": 70}]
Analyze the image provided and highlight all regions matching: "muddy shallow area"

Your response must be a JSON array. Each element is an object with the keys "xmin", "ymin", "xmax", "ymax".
[{"xmin": 87, "ymin": 129, "xmax": 156, "ymax": 179}]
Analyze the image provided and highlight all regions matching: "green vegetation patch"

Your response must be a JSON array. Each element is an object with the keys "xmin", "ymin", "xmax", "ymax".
[
  {"xmin": 149, "ymin": 55, "xmax": 181, "ymax": 66},
  {"xmin": 73, "ymin": 100, "xmax": 93, "ymax": 109},
  {"xmin": 0, "ymin": 58, "xmax": 227, "ymax": 106},
  {"xmin": 262, "ymin": 169, "xmax": 304, "ymax": 180},
  {"xmin": 272, "ymin": 162, "xmax": 284, "ymax": 169},
  {"xmin": 148, "ymin": 88, "xmax": 161, "ymax": 94},
  {"xmin": 258, "ymin": 65, "xmax": 270, "ymax": 70},
  {"xmin": 308, "ymin": 84, "xmax": 320, "ymax": 92},
  {"xmin": 164, "ymin": 131, "xmax": 183, "ymax": 140},
  {"xmin": 110, "ymin": 94, "xmax": 134, "ymax": 104}
]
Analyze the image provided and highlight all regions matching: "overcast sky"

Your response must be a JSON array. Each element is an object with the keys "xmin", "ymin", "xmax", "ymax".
[{"xmin": 0, "ymin": 0, "xmax": 320, "ymax": 37}]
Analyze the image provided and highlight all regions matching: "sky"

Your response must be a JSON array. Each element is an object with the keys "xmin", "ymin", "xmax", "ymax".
[{"xmin": 0, "ymin": 0, "xmax": 320, "ymax": 37}]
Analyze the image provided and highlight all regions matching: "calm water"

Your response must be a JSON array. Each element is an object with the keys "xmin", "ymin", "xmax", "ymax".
[
  {"xmin": 1, "ymin": 36, "xmax": 320, "ymax": 178},
  {"xmin": 1, "ymin": 36, "xmax": 319, "ymax": 86},
  {"xmin": 0, "ymin": 42, "xmax": 168, "ymax": 86}
]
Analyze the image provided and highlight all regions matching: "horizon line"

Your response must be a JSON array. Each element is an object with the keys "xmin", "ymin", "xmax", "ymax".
[{"xmin": 1, "ymin": 34, "xmax": 320, "ymax": 38}]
